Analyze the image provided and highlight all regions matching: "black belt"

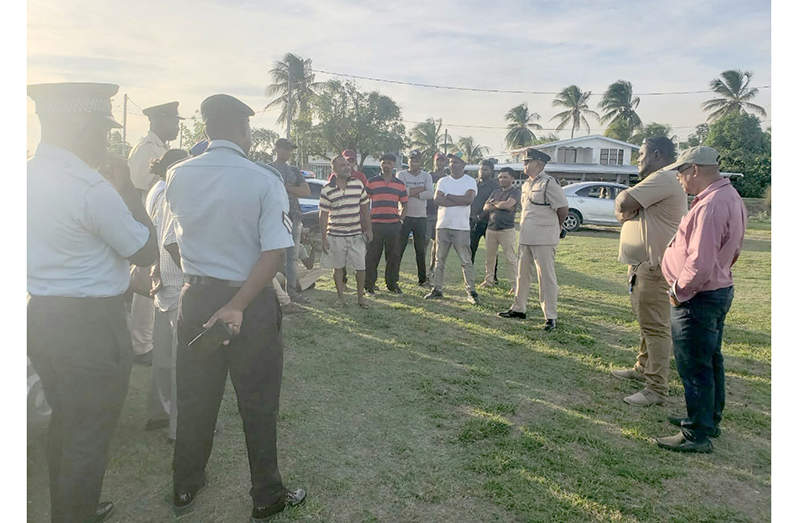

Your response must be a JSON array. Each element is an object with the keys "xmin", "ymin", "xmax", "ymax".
[{"xmin": 185, "ymin": 275, "xmax": 246, "ymax": 287}]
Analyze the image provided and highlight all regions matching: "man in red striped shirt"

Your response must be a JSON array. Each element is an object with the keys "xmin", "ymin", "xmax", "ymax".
[{"xmin": 365, "ymin": 153, "xmax": 408, "ymax": 295}]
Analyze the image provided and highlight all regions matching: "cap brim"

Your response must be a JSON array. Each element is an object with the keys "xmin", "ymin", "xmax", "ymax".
[
  {"xmin": 104, "ymin": 115, "xmax": 123, "ymax": 129},
  {"xmin": 662, "ymin": 160, "xmax": 685, "ymax": 172}
]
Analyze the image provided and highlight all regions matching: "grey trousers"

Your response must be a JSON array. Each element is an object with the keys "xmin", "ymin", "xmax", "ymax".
[
  {"xmin": 148, "ymin": 307, "xmax": 179, "ymax": 439},
  {"xmin": 433, "ymin": 228, "xmax": 476, "ymax": 294}
]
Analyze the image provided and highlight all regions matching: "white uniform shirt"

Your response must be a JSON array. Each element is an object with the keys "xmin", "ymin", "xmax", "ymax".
[
  {"xmin": 435, "ymin": 174, "xmax": 477, "ymax": 231},
  {"xmin": 128, "ymin": 131, "xmax": 168, "ymax": 192},
  {"xmin": 164, "ymin": 140, "xmax": 294, "ymax": 282},
  {"xmin": 146, "ymin": 180, "xmax": 183, "ymax": 311},
  {"xmin": 27, "ymin": 143, "xmax": 150, "ymax": 297}
]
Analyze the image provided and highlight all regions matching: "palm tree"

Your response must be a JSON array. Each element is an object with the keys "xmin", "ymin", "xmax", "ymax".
[
  {"xmin": 409, "ymin": 118, "xmax": 453, "ymax": 166},
  {"xmin": 550, "ymin": 85, "xmax": 600, "ymax": 139},
  {"xmin": 628, "ymin": 122, "xmax": 674, "ymax": 146},
  {"xmin": 504, "ymin": 102, "xmax": 542, "ymax": 149},
  {"xmin": 701, "ymin": 69, "xmax": 767, "ymax": 122},
  {"xmin": 264, "ymin": 53, "xmax": 323, "ymax": 128},
  {"xmin": 599, "ymin": 80, "xmax": 642, "ymax": 133},
  {"xmin": 453, "ymin": 136, "xmax": 490, "ymax": 164}
]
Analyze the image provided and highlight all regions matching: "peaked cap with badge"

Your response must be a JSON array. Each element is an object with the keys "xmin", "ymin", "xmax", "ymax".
[
  {"xmin": 523, "ymin": 149, "xmax": 551, "ymax": 163},
  {"xmin": 27, "ymin": 82, "xmax": 122, "ymax": 128},
  {"xmin": 142, "ymin": 101, "xmax": 184, "ymax": 121}
]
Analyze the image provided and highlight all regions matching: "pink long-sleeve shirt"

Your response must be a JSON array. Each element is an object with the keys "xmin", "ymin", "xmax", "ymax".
[{"xmin": 661, "ymin": 178, "xmax": 747, "ymax": 304}]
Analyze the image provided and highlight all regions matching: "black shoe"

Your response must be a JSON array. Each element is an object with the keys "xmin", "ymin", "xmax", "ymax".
[
  {"xmin": 543, "ymin": 319, "xmax": 557, "ymax": 331},
  {"xmin": 251, "ymin": 488, "xmax": 307, "ymax": 522},
  {"xmin": 388, "ymin": 286, "xmax": 403, "ymax": 295},
  {"xmin": 133, "ymin": 351, "xmax": 153, "ymax": 366},
  {"xmin": 655, "ymin": 432, "xmax": 713, "ymax": 453},
  {"xmin": 668, "ymin": 415, "xmax": 721, "ymax": 438},
  {"xmin": 467, "ymin": 292, "xmax": 480, "ymax": 305},
  {"xmin": 498, "ymin": 309, "xmax": 526, "ymax": 319},
  {"xmin": 424, "ymin": 289, "xmax": 444, "ymax": 300},
  {"xmin": 174, "ymin": 474, "xmax": 207, "ymax": 515},
  {"xmin": 365, "ymin": 288, "xmax": 376, "ymax": 297},
  {"xmin": 144, "ymin": 419, "xmax": 169, "ymax": 431},
  {"xmin": 95, "ymin": 501, "xmax": 115, "ymax": 522}
]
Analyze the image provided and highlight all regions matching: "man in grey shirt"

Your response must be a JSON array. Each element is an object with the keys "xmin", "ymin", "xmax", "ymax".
[{"xmin": 397, "ymin": 150, "xmax": 434, "ymax": 285}]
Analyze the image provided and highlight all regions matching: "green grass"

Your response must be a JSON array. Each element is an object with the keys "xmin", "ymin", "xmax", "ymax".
[{"xmin": 27, "ymin": 224, "xmax": 771, "ymax": 522}]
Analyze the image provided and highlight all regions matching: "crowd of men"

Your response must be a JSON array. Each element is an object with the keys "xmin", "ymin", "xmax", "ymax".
[{"xmin": 27, "ymin": 81, "xmax": 747, "ymax": 523}]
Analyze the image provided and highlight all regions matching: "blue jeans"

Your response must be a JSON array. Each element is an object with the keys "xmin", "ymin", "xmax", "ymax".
[{"xmin": 671, "ymin": 286, "xmax": 734, "ymax": 441}]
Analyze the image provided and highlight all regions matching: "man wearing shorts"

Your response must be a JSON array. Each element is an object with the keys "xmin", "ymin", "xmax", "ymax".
[{"xmin": 319, "ymin": 155, "xmax": 373, "ymax": 308}]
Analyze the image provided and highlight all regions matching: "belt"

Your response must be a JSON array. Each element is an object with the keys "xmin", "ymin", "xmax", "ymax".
[{"xmin": 185, "ymin": 275, "xmax": 246, "ymax": 287}]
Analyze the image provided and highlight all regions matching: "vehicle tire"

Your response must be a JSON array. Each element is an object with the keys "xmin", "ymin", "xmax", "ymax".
[{"xmin": 563, "ymin": 210, "xmax": 582, "ymax": 232}]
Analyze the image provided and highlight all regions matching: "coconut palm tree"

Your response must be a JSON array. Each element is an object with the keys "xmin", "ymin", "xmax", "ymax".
[
  {"xmin": 264, "ymin": 53, "xmax": 323, "ymax": 128},
  {"xmin": 504, "ymin": 102, "xmax": 542, "ymax": 149},
  {"xmin": 701, "ymin": 69, "xmax": 768, "ymax": 122},
  {"xmin": 453, "ymin": 136, "xmax": 491, "ymax": 164},
  {"xmin": 409, "ymin": 118, "xmax": 453, "ymax": 166},
  {"xmin": 550, "ymin": 85, "xmax": 600, "ymax": 139},
  {"xmin": 599, "ymin": 80, "xmax": 642, "ymax": 133}
]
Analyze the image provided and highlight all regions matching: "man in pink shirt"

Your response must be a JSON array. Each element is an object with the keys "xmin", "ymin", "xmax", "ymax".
[{"xmin": 655, "ymin": 146, "xmax": 747, "ymax": 453}]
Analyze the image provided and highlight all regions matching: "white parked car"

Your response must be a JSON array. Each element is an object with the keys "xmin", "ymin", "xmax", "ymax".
[
  {"xmin": 298, "ymin": 178, "xmax": 327, "ymax": 214},
  {"xmin": 562, "ymin": 181, "xmax": 630, "ymax": 232}
]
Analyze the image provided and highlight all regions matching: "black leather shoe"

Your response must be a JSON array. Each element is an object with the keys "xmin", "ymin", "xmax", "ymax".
[
  {"xmin": 655, "ymin": 432, "xmax": 713, "ymax": 453},
  {"xmin": 424, "ymin": 289, "xmax": 444, "ymax": 300},
  {"xmin": 174, "ymin": 474, "xmax": 207, "ymax": 515},
  {"xmin": 668, "ymin": 415, "xmax": 721, "ymax": 438},
  {"xmin": 251, "ymin": 488, "xmax": 307, "ymax": 522},
  {"xmin": 144, "ymin": 419, "xmax": 169, "ymax": 431},
  {"xmin": 498, "ymin": 309, "xmax": 526, "ymax": 319},
  {"xmin": 95, "ymin": 501, "xmax": 115, "ymax": 522},
  {"xmin": 543, "ymin": 319, "xmax": 557, "ymax": 331},
  {"xmin": 388, "ymin": 286, "xmax": 403, "ymax": 295}
]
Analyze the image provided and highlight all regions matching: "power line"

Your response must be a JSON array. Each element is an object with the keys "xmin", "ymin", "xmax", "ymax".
[{"xmin": 315, "ymin": 69, "xmax": 771, "ymax": 97}]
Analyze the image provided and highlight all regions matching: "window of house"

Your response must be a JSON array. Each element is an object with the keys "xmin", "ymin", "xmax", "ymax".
[
  {"xmin": 600, "ymin": 149, "xmax": 609, "ymax": 165},
  {"xmin": 600, "ymin": 148, "xmax": 624, "ymax": 165},
  {"xmin": 618, "ymin": 149, "xmax": 624, "ymax": 165}
]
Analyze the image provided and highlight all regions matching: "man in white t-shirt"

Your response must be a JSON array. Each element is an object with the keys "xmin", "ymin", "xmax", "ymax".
[{"xmin": 424, "ymin": 152, "xmax": 480, "ymax": 305}]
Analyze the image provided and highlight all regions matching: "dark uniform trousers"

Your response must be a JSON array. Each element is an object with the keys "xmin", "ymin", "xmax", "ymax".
[
  {"xmin": 399, "ymin": 216, "xmax": 427, "ymax": 284},
  {"xmin": 28, "ymin": 295, "xmax": 133, "ymax": 523},
  {"xmin": 470, "ymin": 218, "xmax": 498, "ymax": 280},
  {"xmin": 365, "ymin": 222, "xmax": 402, "ymax": 291},
  {"xmin": 173, "ymin": 281, "xmax": 285, "ymax": 507}
]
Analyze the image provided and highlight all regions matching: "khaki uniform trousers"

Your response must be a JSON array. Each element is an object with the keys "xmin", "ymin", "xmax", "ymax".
[
  {"xmin": 511, "ymin": 244, "xmax": 557, "ymax": 319},
  {"xmin": 629, "ymin": 261, "xmax": 672, "ymax": 395},
  {"xmin": 483, "ymin": 228, "xmax": 518, "ymax": 291}
]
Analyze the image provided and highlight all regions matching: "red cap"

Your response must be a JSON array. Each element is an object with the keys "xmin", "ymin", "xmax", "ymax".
[
  {"xmin": 433, "ymin": 151, "xmax": 445, "ymax": 160},
  {"xmin": 342, "ymin": 149, "xmax": 357, "ymax": 160}
]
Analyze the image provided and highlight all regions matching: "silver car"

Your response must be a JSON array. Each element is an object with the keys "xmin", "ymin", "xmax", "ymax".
[{"xmin": 562, "ymin": 181, "xmax": 630, "ymax": 232}]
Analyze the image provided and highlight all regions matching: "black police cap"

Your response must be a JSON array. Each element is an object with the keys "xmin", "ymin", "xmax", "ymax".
[
  {"xmin": 523, "ymin": 148, "xmax": 551, "ymax": 163},
  {"xmin": 142, "ymin": 101, "xmax": 184, "ymax": 120},
  {"xmin": 200, "ymin": 94, "xmax": 255, "ymax": 123}
]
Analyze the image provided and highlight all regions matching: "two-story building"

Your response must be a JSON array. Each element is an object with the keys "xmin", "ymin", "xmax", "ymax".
[{"xmin": 468, "ymin": 135, "xmax": 641, "ymax": 187}]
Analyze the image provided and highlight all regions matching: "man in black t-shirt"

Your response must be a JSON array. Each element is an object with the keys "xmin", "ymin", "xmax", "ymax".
[{"xmin": 478, "ymin": 167, "xmax": 521, "ymax": 294}]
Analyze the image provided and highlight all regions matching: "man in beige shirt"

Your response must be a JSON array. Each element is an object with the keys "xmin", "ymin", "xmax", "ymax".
[{"xmin": 612, "ymin": 137, "xmax": 688, "ymax": 406}]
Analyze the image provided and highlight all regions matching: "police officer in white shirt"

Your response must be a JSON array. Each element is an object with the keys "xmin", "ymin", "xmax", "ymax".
[
  {"xmin": 164, "ymin": 94, "xmax": 306, "ymax": 521},
  {"xmin": 127, "ymin": 101, "xmax": 183, "ymax": 366},
  {"xmin": 27, "ymin": 82, "xmax": 158, "ymax": 523}
]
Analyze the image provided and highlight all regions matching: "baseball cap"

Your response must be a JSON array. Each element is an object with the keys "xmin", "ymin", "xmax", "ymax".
[
  {"xmin": 664, "ymin": 146, "xmax": 720, "ymax": 172},
  {"xmin": 342, "ymin": 149, "xmax": 357, "ymax": 160},
  {"xmin": 447, "ymin": 151, "xmax": 466, "ymax": 163},
  {"xmin": 380, "ymin": 153, "xmax": 397, "ymax": 162},
  {"xmin": 408, "ymin": 149, "xmax": 422, "ymax": 159},
  {"xmin": 433, "ymin": 151, "xmax": 446, "ymax": 161}
]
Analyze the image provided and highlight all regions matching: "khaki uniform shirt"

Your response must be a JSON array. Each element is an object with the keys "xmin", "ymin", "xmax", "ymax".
[
  {"xmin": 518, "ymin": 173, "xmax": 568, "ymax": 246},
  {"xmin": 128, "ymin": 131, "xmax": 168, "ymax": 192},
  {"xmin": 618, "ymin": 169, "xmax": 687, "ymax": 267}
]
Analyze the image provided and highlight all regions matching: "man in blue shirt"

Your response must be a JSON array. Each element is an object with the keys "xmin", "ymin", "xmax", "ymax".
[
  {"xmin": 27, "ymin": 82, "xmax": 158, "ymax": 523},
  {"xmin": 165, "ymin": 94, "xmax": 307, "ymax": 521}
]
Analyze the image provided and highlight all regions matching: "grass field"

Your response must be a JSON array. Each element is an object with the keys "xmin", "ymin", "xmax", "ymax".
[{"xmin": 27, "ymin": 221, "xmax": 771, "ymax": 523}]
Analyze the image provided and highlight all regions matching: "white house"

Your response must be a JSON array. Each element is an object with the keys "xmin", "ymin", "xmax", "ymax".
[{"xmin": 507, "ymin": 135, "xmax": 640, "ymax": 185}]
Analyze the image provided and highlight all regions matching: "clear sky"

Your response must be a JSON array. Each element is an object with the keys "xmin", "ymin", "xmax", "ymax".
[{"xmin": 26, "ymin": 0, "xmax": 771, "ymax": 156}]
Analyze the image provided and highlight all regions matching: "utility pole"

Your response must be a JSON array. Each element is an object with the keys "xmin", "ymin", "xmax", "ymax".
[
  {"xmin": 122, "ymin": 93, "xmax": 128, "ymax": 148},
  {"xmin": 285, "ymin": 72, "xmax": 293, "ymax": 139}
]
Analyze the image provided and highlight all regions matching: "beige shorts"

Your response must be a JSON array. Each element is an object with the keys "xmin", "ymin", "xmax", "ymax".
[{"xmin": 322, "ymin": 234, "xmax": 367, "ymax": 271}]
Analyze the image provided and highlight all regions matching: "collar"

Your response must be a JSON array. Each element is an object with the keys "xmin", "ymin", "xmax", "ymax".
[
  {"xmin": 692, "ymin": 178, "xmax": 730, "ymax": 205},
  {"xmin": 34, "ymin": 142, "xmax": 92, "ymax": 171},
  {"xmin": 147, "ymin": 130, "xmax": 166, "ymax": 149},
  {"xmin": 206, "ymin": 139, "xmax": 247, "ymax": 157},
  {"xmin": 329, "ymin": 175, "xmax": 353, "ymax": 187}
]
